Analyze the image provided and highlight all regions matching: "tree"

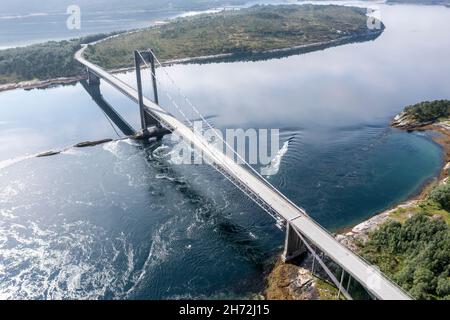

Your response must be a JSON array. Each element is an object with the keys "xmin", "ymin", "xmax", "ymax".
[
  {"xmin": 429, "ymin": 183, "xmax": 450, "ymax": 211},
  {"xmin": 361, "ymin": 213, "xmax": 450, "ymax": 299}
]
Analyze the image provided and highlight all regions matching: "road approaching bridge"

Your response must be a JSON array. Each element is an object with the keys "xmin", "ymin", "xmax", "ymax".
[{"xmin": 75, "ymin": 45, "xmax": 411, "ymax": 300}]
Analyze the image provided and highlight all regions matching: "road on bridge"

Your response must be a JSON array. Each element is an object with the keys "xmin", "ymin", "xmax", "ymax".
[{"xmin": 75, "ymin": 45, "xmax": 411, "ymax": 300}]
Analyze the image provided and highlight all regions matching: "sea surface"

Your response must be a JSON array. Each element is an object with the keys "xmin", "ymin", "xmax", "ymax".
[
  {"xmin": 0, "ymin": 1, "xmax": 449, "ymax": 299},
  {"xmin": 0, "ymin": 0, "xmax": 278, "ymax": 49}
]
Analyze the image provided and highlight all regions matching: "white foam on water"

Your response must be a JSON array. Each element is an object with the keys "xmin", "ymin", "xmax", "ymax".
[
  {"xmin": 0, "ymin": 155, "xmax": 33, "ymax": 170},
  {"xmin": 260, "ymin": 141, "xmax": 289, "ymax": 177},
  {"xmin": 152, "ymin": 145, "xmax": 171, "ymax": 160},
  {"xmin": 61, "ymin": 148, "xmax": 85, "ymax": 156},
  {"xmin": 0, "ymin": 181, "xmax": 26, "ymax": 204},
  {"xmin": 0, "ymin": 186, "xmax": 19, "ymax": 201},
  {"xmin": 0, "ymin": 12, "xmax": 49, "ymax": 20},
  {"xmin": 155, "ymin": 173, "xmax": 176, "ymax": 182},
  {"xmin": 125, "ymin": 218, "xmax": 176, "ymax": 297},
  {"xmin": 103, "ymin": 140, "xmax": 143, "ymax": 164},
  {"xmin": 0, "ymin": 218, "xmax": 137, "ymax": 300},
  {"xmin": 103, "ymin": 140, "xmax": 122, "ymax": 158},
  {"xmin": 176, "ymin": 8, "xmax": 223, "ymax": 19},
  {"xmin": 121, "ymin": 139, "xmax": 141, "ymax": 147}
]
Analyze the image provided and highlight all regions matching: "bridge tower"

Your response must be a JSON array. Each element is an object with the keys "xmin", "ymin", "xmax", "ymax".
[{"xmin": 134, "ymin": 50, "xmax": 162, "ymax": 135}]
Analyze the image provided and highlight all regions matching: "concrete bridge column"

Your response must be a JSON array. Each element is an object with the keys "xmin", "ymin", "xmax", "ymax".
[
  {"xmin": 87, "ymin": 69, "xmax": 100, "ymax": 87},
  {"xmin": 282, "ymin": 222, "xmax": 306, "ymax": 262},
  {"xmin": 134, "ymin": 50, "xmax": 161, "ymax": 133}
]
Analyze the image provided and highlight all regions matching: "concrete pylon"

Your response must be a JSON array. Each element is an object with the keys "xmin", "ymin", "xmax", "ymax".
[
  {"xmin": 282, "ymin": 222, "xmax": 306, "ymax": 262},
  {"xmin": 87, "ymin": 69, "xmax": 100, "ymax": 86},
  {"xmin": 134, "ymin": 51, "xmax": 162, "ymax": 132}
]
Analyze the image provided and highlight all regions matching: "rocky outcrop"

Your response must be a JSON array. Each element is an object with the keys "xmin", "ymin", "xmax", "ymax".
[
  {"xmin": 34, "ymin": 139, "xmax": 115, "ymax": 159},
  {"xmin": 265, "ymin": 260, "xmax": 320, "ymax": 300},
  {"xmin": 336, "ymin": 200, "xmax": 418, "ymax": 250},
  {"xmin": 36, "ymin": 150, "xmax": 61, "ymax": 158},
  {"xmin": 0, "ymin": 76, "xmax": 86, "ymax": 93},
  {"xmin": 74, "ymin": 139, "xmax": 113, "ymax": 148},
  {"xmin": 391, "ymin": 111, "xmax": 433, "ymax": 130}
]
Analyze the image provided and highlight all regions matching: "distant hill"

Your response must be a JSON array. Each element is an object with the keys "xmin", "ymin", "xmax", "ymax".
[{"xmin": 85, "ymin": 4, "xmax": 381, "ymax": 70}]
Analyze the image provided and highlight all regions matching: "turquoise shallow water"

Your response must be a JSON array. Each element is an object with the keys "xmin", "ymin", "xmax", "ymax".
[{"xmin": 0, "ymin": 2, "xmax": 449, "ymax": 299}]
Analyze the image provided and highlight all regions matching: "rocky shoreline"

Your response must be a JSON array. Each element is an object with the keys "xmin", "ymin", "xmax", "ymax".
[
  {"xmin": 265, "ymin": 108, "xmax": 450, "ymax": 300},
  {"xmin": 0, "ymin": 75, "xmax": 87, "ymax": 93}
]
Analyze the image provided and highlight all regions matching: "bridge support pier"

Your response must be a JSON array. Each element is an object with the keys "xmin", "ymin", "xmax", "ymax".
[
  {"xmin": 134, "ymin": 50, "xmax": 161, "ymax": 136},
  {"xmin": 282, "ymin": 222, "xmax": 306, "ymax": 262},
  {"xmin": 87, "ymin": 69, "xmax": 100, "ymax": 86}
]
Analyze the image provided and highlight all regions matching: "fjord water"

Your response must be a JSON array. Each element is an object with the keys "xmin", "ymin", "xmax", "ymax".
[
  {"xmin": 1, "ymin": 3, "xmax": 449, "ymax": 299},
  {"xmin": 0, "ymin": 0, "xmax": 278, "ymax": 49}
]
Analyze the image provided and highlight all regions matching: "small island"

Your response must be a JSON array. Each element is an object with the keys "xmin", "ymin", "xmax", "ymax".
[
  {"xmin": 0, "ymin": 4, "xmax": 383, "ymax": 92},
  {"xmin": 84, "ymin": 5, "xmax": 382, "ymax": 70}
]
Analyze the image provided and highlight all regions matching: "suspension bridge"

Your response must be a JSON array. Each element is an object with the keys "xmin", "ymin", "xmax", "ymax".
[{"xmin": 75, "ymin": 45, "xmax": 411, "ymax": 300}]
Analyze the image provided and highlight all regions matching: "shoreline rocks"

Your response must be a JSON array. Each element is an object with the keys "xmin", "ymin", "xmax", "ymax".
[
  {"xmin": 0, "ymin": 76, "xmax": 86, "ymax": 93},
  {"xmin": 265, "ymin": 259, "xmax": 320, "ymax": 300},
  {"xmin": 390, "ymin": 111, "xmax": 433, "ymax": 130},
  {"xmin": 336, "ymin": 200, "xmax": 418, "ymax": 250},
  {"xmin": 74, "ymin": 139, "xmax": 113, "ymax": 148}
]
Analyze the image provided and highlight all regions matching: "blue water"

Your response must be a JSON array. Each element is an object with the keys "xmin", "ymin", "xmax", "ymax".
[
  {"xmin": 0, "ymin": 0, "xmax": 277, "ymax": 49},
  {"xmin": 0, "ymin": 2, "xmax": 449, "ymax": 299}
]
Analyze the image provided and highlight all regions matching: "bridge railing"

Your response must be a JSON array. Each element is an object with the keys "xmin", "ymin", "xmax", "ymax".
[
  {"xmin": 77, "ymin": 44, "xmax": 412, "ymax": 299},
  {"xmin": 136, "ymin": 50, "xmax": 412, "ymax": 299}
]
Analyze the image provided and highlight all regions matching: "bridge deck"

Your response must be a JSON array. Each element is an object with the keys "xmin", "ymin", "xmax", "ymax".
[{"xmin": 75, "ymin": 46, "xmax": 411, "ymax": 300}]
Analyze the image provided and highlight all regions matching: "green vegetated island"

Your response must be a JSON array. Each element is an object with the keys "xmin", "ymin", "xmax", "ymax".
[
  {"xmin": 0, "ymin": 4, "xmax": 382, "ymax": 88},
  {"xmin": 83, "ymin": 5, "xmax": 380, "ymax": 69}
]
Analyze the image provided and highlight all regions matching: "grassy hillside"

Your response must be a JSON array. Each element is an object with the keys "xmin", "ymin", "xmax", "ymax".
[{"xmin": 84, "ymin": 4, "xmax": 375, "ymax": 69}]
